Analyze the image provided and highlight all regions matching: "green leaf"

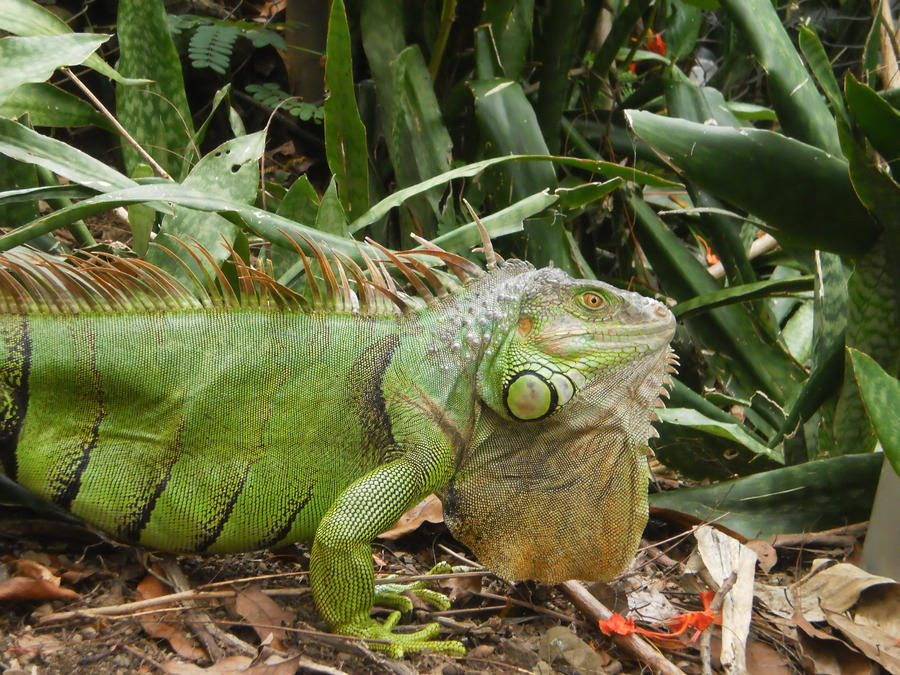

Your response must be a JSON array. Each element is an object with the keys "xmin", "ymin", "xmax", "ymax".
[
  {"xmin": 554, "ymin": 179, "xmax": 622, "ymax": 209},
  {"xmin": 430, "ymin": 190, "xmax": 557, "ymax": 252},
  {"xmin": 481, "ymin": 0, "xmax": 534, "ymax": 81},
  {"xmin": 849, "ymin": 349, "xmax": 900, "ymax": 477},
  {"xmin": 650, "ymin": 453, "xmax": 882, "ymax": 538},
  {"xmin": 0, "ymin": 34, "xmax": 108, "ymax": 105},
  {"xmin": 324, "ymin": 0, "xmax": 368, "ymax": 220},
  {"xmin": 797, "ymin": 26, "xmax": 851, "ymax": 129},
  {"xmin": 0, "ymin": 118, "xmax": 135, "ymax": 191},
  {"xmin": 718, "ymin": 0, "xmax": 840, "ymax": 155},
  {"xmin": 593, "ymin": 0, "xmax": 653, "ymax": 76},
  {"xmin": 533, "ymin": 0, "xmax": 583, "ymax": 154},
  {"xmin": 657, "ymin": 408, "xmax": 783, "ymax": 463},
  {"xmin": 349, "ymin": 153, "xmax": 670, "ymax": 234},
  {"xmin": 672, "ymin": 276, "xmax": 814, "ymax": 320},
  {"xmin": 386, "ymin": 45, "xmax": 453, "ymax": 238},
  {"xmin": 0, "ymin": 83, "xmax": 111, "ymax": 130},
  {"xmin": 116, "ymin": 0, "xmax": 195, "ymax": 178},
  {"xmin": 314, "ymin": 178, "xmax": 349, "ymax": 237},
  {"xmin": 0, "ymin": 0, "xmax": 140, "ymax": 85},
  {"xmin": 277, "ymin": 175, "xmax": 320, "ymax": 224},
  {"xmin": 626, "ymin": 110, "xmax": 877, "ymax": 256},
  {"xmin": 845, "ymin": 73, "xmax": 900, "ymax": 176},
  {"xmin": 146, "ymin": 132, "xmax": 264, "ymax": 281}
]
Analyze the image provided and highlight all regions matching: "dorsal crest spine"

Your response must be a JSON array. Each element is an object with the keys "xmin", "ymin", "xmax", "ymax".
[{"xmin": 0, "ymin": 231, "xmax": 530, "ymax": 318}]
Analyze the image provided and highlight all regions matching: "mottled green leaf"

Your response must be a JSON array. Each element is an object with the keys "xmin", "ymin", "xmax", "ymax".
[
  {"xmin": 116, "ymin": 0, "xmax": 195, "ymax": 178},
  {"xmin": 324, "ymin": 0, "xmax": 368, "ymax": 220},
  {"xmin": 650, "ymin": 453, "xmax": 882, "ymax": 538},
  {"xmin": 657, "ymin": 407, "xmax": 783, "ymax": 462},
  {"xmin": 798, "ymin": 26, "xmax": 851, "ymax": 129},
  {"xmin": 147, "ymin": 132, "xmax": 264, "ymax": 281},
  {"xmin": 0, "ymin": 0, "xmax": 140, "ymax": 85},
  {"xmin": 849, "ymin": 349, "xmax": 900, "ymax": 477}
]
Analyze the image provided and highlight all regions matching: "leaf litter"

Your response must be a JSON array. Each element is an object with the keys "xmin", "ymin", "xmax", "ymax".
[{"xmin": 1, "ymin": 496, "xmax": 898, "ymax": 674}]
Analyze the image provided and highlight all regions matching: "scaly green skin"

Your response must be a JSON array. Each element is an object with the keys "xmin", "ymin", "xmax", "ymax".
[{"xmin": 0, "ymin": 250, "xmax": 675, "ymax": 656}]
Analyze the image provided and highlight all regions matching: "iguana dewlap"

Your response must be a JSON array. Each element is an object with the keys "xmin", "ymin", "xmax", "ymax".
[{"xmin": 0, "ymin": 238, "xmax": 675, "ymax": 656}]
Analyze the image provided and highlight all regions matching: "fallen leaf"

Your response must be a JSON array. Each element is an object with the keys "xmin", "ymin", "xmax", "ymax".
[
  {"xmin": 824, "ymin": 610, "xmax": 900, "ymax": 673},
  {"xmin": 379, "ymin": 493, "xmax": 444, "ymax": 539},
  {"xmin": 136, "ymin": 574, "xmax": 205, "ymax": 661},
  {"xmin": 0, "ymin": 558, "xmax": 81, "ymax": 602},
  {"xmin": 745, "ymin": 539, "xmax": 777, "ymax": 572},
  {"xmin": 16, "ymin": 634, "xmax": 65, "ymax": 655},
  {"xmin": 234, "ymin": 587, "xmax": 294, "ymax": 651}
]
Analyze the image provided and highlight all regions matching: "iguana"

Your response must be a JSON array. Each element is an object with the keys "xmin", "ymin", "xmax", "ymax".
[{"xmin": 0, "ymin": 233, "xmax": 676, "ymax": 656}]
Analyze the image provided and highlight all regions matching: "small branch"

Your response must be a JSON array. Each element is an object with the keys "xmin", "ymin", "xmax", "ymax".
[
  {"xmin": 62, "ymin": 67, "xmax": 171, "ymax": 180},
  {"xmin": 561, "ymin": 580, "xmax": 685, "ymax": 675}
]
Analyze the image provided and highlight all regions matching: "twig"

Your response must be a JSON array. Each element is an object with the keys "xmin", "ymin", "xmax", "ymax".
[
  {"xmin": 62, "ymin": 67, "xmax": 171, "ymax": 180},
  {"xmin": 561, "ymin": 580, "xmax": 685, "ymax": 675}
]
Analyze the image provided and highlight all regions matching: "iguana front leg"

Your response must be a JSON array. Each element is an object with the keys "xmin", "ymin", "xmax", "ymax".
[{"xmin": 310, "ymin": 453, "xmax": 464, "ymax": 657}]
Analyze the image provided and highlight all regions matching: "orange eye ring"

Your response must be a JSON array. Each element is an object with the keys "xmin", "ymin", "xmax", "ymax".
[{"xmin": 582, "ymin": 292, "xmax": 604, "ymax": 308}]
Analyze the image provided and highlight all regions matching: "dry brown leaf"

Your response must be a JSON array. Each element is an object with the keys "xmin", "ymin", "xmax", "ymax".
[
  {"xmin": 234, "ymin": 587, "xmax": 294, "ymax": 651},
  {"xmin": 442, "ymin": 572, "xmax": 482, "ymax": 603},
  {"xmin": 0, "ymin": 558, "xmax": 81, "ymax": 602},
  {"xmin": 379, "ymin": 493, "xmax": 444, "ymax": 539},
  {"xmin": 824, "ymin": 610, "xmax": 900, "ymax": 674},
  {"xmin": 745, "ymin": 638, "xmax": 792, "ymax": 674},
  {"xmin": 136, "ymin": 574, "xmax": 206, "ymax": 661},
  {"xmin": 744, "ymin": 539, "xmax": 777, "ymax": 573}
]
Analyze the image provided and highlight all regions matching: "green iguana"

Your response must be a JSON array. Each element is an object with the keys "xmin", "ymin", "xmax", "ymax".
[{"xmin": 0, "ymin": 233, "xmax": 676, "ymax": 656}]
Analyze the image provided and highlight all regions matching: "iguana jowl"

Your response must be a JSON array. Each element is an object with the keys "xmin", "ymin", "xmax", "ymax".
[{"xmin": 0, "ymin": 235, "xmax": 676, "ymax": 656}]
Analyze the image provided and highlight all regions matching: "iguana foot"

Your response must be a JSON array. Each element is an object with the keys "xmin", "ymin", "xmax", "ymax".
[
  {"xmin": 374, "ymin": 561, "xmax": 453, "ymax": 613},
  {"xmin": 339, "ymin": 612, "xmax": 465, "ymax": 657}
]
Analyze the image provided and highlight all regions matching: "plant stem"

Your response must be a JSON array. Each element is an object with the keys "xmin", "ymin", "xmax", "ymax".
[{"xmin": 429, "ymin": 0, "xmax": 457, "ymax": 82}]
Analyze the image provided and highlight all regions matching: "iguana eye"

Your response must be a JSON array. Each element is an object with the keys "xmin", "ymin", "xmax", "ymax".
[{"xmin": 581, "ymin": 291, "xmax": 604, "ymax": 309}]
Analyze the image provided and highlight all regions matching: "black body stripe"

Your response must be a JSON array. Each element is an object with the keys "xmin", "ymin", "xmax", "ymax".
[
  {"xmin": 198, "ymin": 463, "xmax": 252, "ymax": 552},
  {"xmin": 53, "ymin": 411, "xmax": 102, "ymax": 510},
  {"xmin": 50, "ymin": 329, "xmax": 105, "ymax": 511},
  {"xmin": 258, "ymin": 486, "xmax": 313, "ymax": 549},
  {"xmin": 0, "ymin": 319, "xmax": 31, "ymax": 480},
  {"xmin": 348, "ymin": 334, "xmax": 399, "ymax": 463},
  {"xmin": 120, "ymin": 463, "xmax": 174, "ymax": 543}
]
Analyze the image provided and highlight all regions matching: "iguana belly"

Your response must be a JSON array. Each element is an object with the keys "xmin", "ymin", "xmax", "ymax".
[{"xmin": 0, "ymin": 310, "xmax": 398, "ymax": 553}]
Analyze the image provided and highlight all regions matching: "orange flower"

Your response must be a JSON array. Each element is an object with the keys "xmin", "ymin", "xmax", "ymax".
[{"xmin": 598, "ymin": 590, "xmax": 721, "ymax": 647}]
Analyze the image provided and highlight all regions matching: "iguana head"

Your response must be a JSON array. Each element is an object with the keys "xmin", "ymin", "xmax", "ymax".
[{"xmin": 444, "ymin": 267, "xmax": 676, "ymax": 584}]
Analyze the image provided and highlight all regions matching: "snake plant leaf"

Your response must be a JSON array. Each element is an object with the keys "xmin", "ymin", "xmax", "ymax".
[
  {"xmin": 798, "ymin": 26, "xmax": 851, "ymax": 130},
  {"xmin": 845, "ymin": 73, "xmax": 900, "ymax": 177},
  {"xmin": 0, "ymin": 34, "xmax": 108, "ymax": 106},
  {"xmin": 650, "ymin": 453, "xmax": 882, "ymax": 538},
  {"xmin": 533, "ymin": 0, "xmax": 583, "ymax": 154},
  {"xmin": 625, "ymin": 110, "xmax": 878, "ymax": 256},
  {"xmin": 0, "ymin": 83, "xmax": 111, "ymax": 130},
  {"xmin": 116, "ymin": 0, "xmax": 195, "ymax": 179},
  {"xmin": 0, "ymin": 0, "xmax": 142, "ymax": 85},
  {"xmin": 718, "ymin": 0, "xmax": 840, "ymax": 155},
  {"xmin": 324, "ymin": 0, "xmax": 368, "ymax": 221},
  {"xmin": 481, "ymin": 0, "xmax": 534, "ymax": 81},
  {"xmin": 849, "ymin": 349, "xmax": 900, "ymax": 477},
  {"xmin": 470, "ymin": 78, "xmax": 576, "ymax": 274},
  {"xmin": 314, "ymin": 178, "xmax": 349, "ymax": 238},
  {"xmin": 146, "ymin": 132, "xmax": 265, "ymax": 282}
]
